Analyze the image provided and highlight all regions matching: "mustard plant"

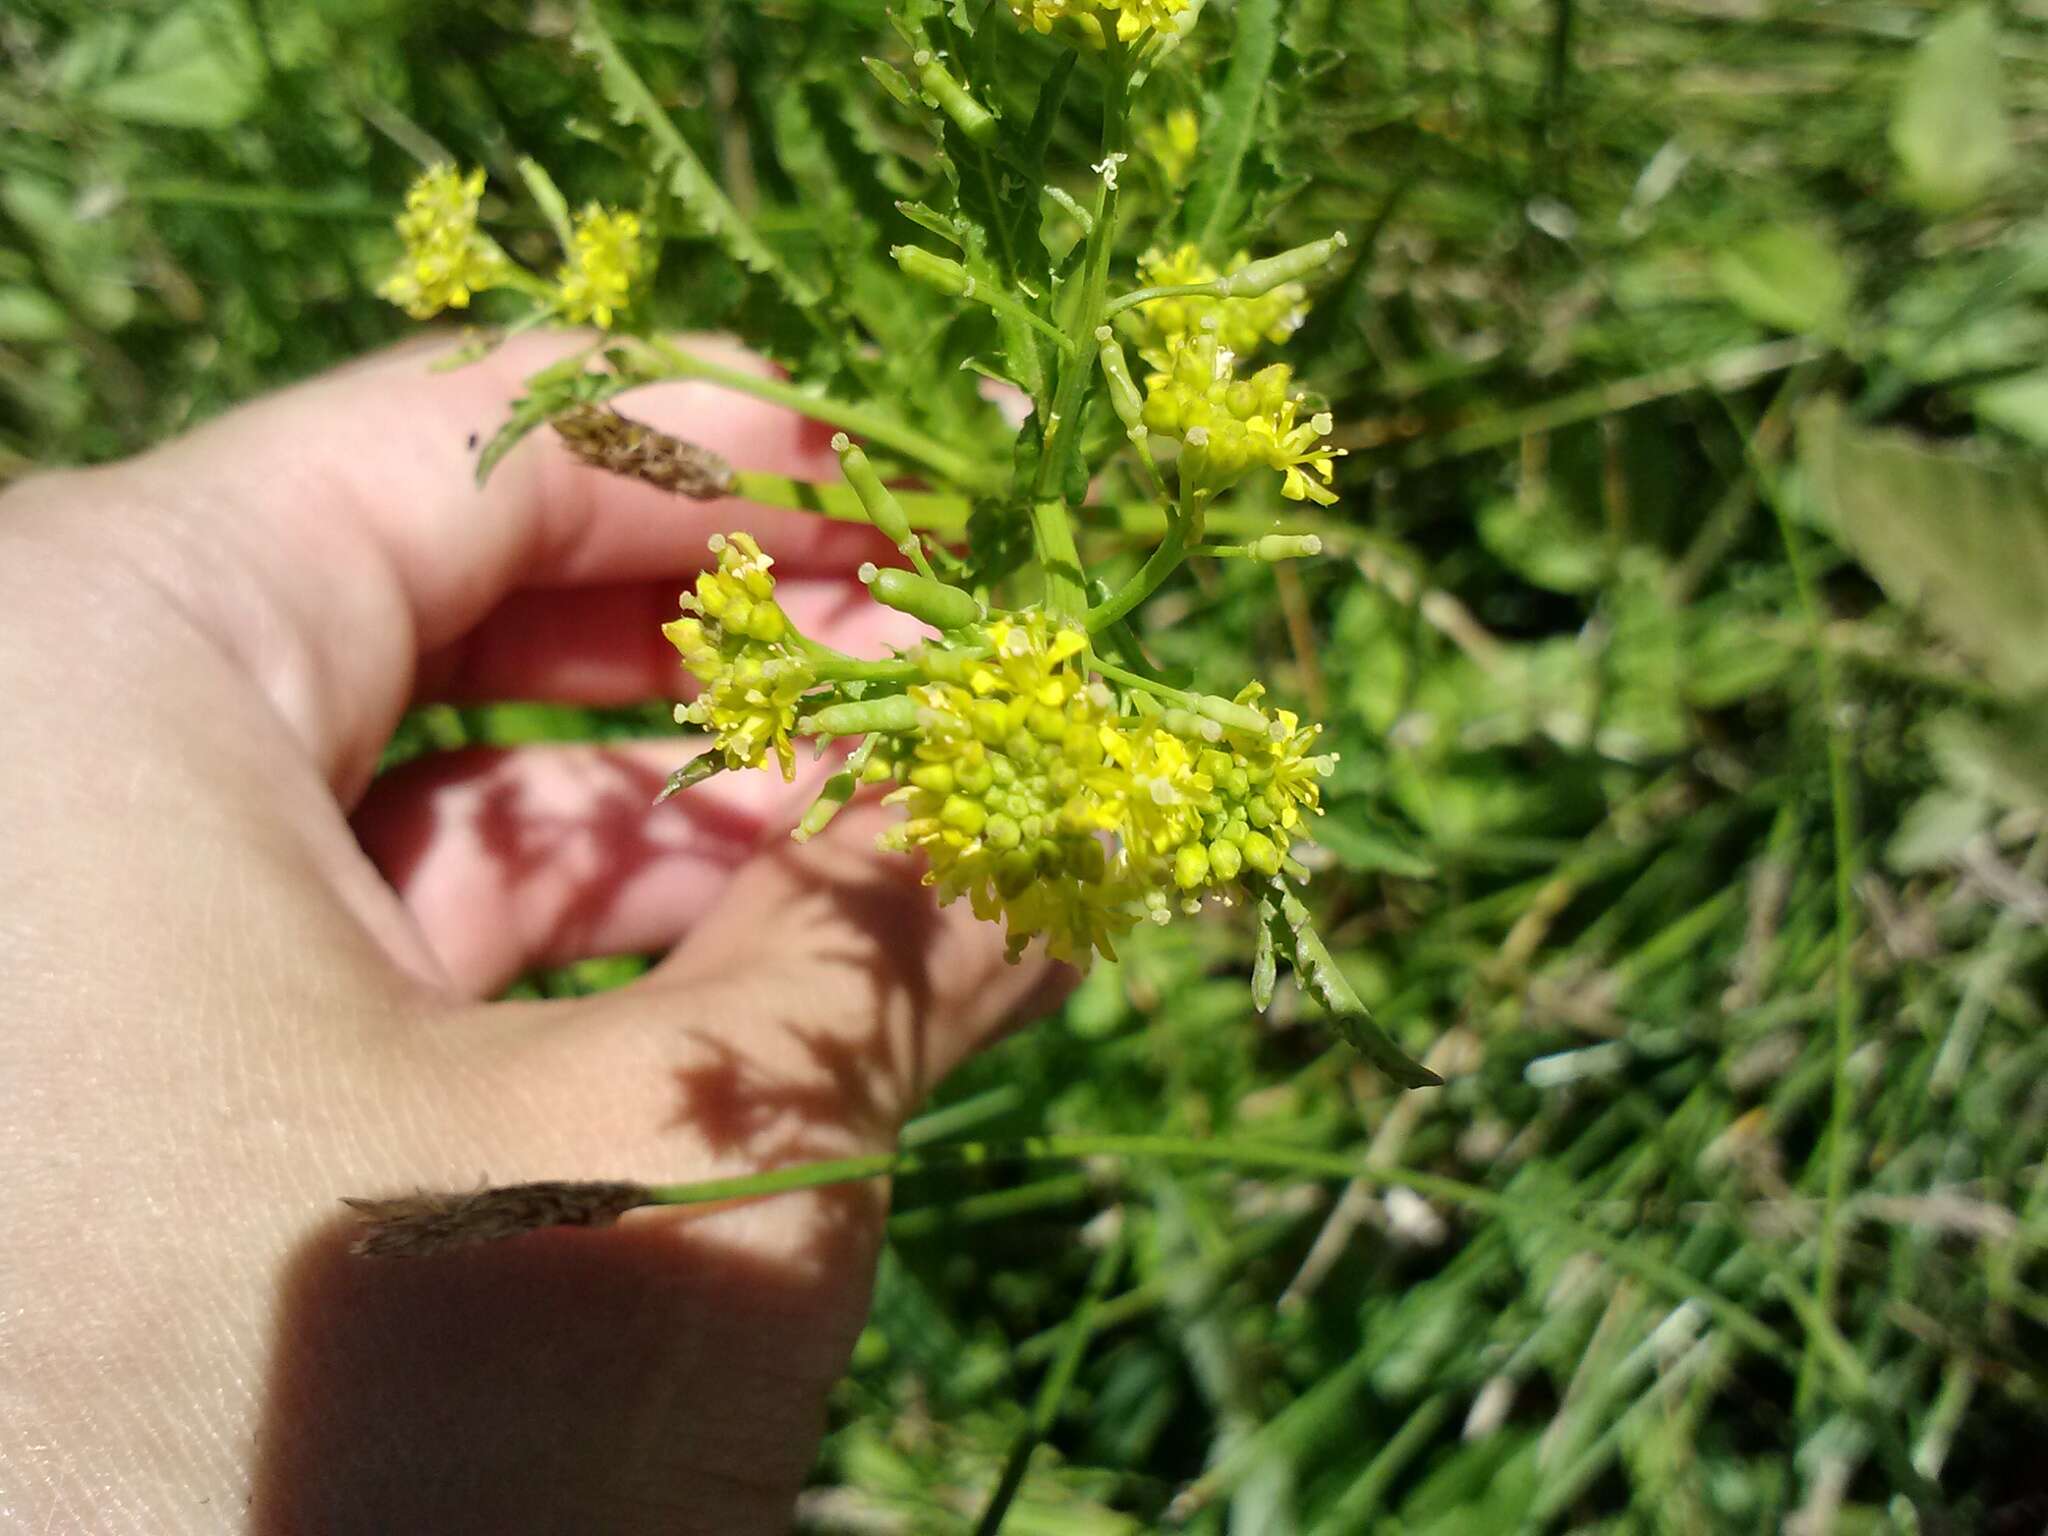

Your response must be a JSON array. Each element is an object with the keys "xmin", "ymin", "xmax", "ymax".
[{"xmin": 377, "ymin": 0, "xmax": 1434, "ymax": 1087}]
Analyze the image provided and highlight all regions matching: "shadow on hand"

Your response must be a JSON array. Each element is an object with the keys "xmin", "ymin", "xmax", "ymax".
[
  {"xmin": 249, "ymin": 1196, "xmax": 874, "ymax": 1536},
  {"xmin": 250, "ymin": 809, "xmax": 991, "ymax": 1536}
]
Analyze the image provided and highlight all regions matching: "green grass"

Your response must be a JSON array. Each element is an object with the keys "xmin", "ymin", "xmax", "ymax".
[{"xmin": 8, "ymin": 0, "xmax": 2048, "ymax": 1529}]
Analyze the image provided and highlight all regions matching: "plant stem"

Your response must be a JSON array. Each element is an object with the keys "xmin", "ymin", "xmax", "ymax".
[
  {"xmin": 639, "ymin": 337, "xmax": 1000, "ymax": 494},
  {"xmin": 1030, "ymin": 498, "xmax": 1089, "ymax": 619},
  {"xmin": 1024, "ymin": 45, "xmax": 1133, "ymax": 610},
  {"xmin": 1087, "ymin": 498, "xmax": 1192, "ymax": 632},
  {"xmin": 641, "ymin": 1132, "xmax": 1815, "ymax": 1378},
  {"xmin": 1101, "ymin": 280, "xmax": 1219, "ymax": 318}
]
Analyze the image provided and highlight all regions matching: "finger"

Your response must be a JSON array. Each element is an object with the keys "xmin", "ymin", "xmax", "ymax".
[
  {"xmin": 352, "ymin": 741, "xmax": 839, "ymax": 998},
  {"xmin": 416, "ymin": 574, "xmax": 932, "ymax": 709},
  {"xmin": 73, "ymin": 331, "xmax": 900, "ymax": 802}
]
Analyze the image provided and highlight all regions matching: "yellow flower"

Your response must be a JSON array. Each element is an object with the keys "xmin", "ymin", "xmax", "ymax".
[
  {"xmin": 377, "ymin": 165, "xmax": 507, "ymax": 320},
  {"xmin": 873, "ymin": 612, "xmax": 1139, "ymax": 964},
  {"xmin": 1141, "ymin": 335, "xmax": 1345, "ymax": 506},
  {"xmin": 1008, "ymin": 0, "xmax": 1190, "ymax": 45},
  {"xmin": 555, "ymin": 205, "xmax": 649, "ymax": 330},
  {"xmin": 663, "ymin": 533, "xmax": 815, "ymax": 779},
  {"xmin": 1138, "ymin": 108, "xmax": 1201, "ymax": 188},
  {"xmin": 1126, "ymin": 245, "xmax": 1308, "ymax": 368}
]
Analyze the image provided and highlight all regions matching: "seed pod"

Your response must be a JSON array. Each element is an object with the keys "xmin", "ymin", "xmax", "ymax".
[
  {"xmin": 893, "ymin": 244, "xmax": 975, "ymax": 298},
  {"xmin": 1250, "ymin": 534, "xmax": 1324, "ymax": 562},
  {"xmin": 913, "ymin": 50, "xmax": 997, "ymax": 145},
  {"xmin": 1093, "ymin": 326, "xmax": 1148, "ymax": 438},
  {"xmin": 804, "ymin": 694, "xmax": 919, "ymax": 738},
  {"xmin": 862, "ymin": 564, "xmax": 983, "ymax": 631},
  {"xmin": 829, "ymin": 432, "xmax": 916, "ymax": 548},
  {"xmin": 1218, "ymin": 233, "xmax": 1349, "ymax": 299},
  {"xmin": 1194, "ymin": 694, "xmax": 1270, "ymax": 735},
  {"xmin": 793, "ymin": 768, "xmax": 859, "ymax": 843}
]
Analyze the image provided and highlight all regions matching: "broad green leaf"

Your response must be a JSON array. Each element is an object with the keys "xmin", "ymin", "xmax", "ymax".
[
  {"xmin": 1800, "ymin": 399, "xmax": 2048, "ymax": 695},
  {"xmin": 88, "ymin": 4, "xmax": 261, "ymax": 131},
  {"xmin": 1892, "ymin": 5, "xmax": 2013, "ymax": 215},
  {"xmin": 1710, "ymin": 224, "xmax": 1851, "ymax": 341}
]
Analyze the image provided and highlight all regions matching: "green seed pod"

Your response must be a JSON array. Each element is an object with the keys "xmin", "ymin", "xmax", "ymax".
[
  {"xmin": 1251, "ymin": 534, "xmax": 1324, "ymax": 562},
  {"xmin": 862, "ymin": 564, "xmax": 982, "ymax": 631},
  {"xmin": 1094, "ymin": 326, "xmax": 1148, "ymax": 438},
  {"xmin": 792, "ymin": 769, "xmax": 858, "ymax": 843},
  {"xmin": 805, "ymin": 693, "xmax": 918, "ymax": 738},
  {"xmin": 1194, "ymin": 694, "xmax": 1270, "ymax": 735},
  {"xmin": 893, "ymin": 244, "xmax": 975, "ymax": 298},
  {"xmin": 1218, "ymin": 232, "xmax": 1349, "ymax": 298},
  {"xmin": 830, "ymin": 433, "xmax": 915, "ymax": 549},
  {"xmin": 913, "ymin": 50, "xmax": 997, "ymax": 145}
]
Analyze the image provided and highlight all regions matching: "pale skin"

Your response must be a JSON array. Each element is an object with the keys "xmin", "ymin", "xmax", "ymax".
[{"xmin": 0, "ymin": 334, "xmax": 1063, "ymax": 1533}]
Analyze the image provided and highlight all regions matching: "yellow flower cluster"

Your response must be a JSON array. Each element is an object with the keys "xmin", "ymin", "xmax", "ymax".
[
  {"xmin": 662, "ymin": 533, "xmax": 816, "ymax": 779},
  {"xmin": 870, "ymin": 614, "xmax": 1139, "ymax": 964},
  {"xmin": 554, "ymin": 206, "xmax": 650, "ymax": 331},
  {"xmin": 377, "ymin": 167, "xmax": 649, "ymax": 331},
  {"xmin": 376, "ymin": 165, "xmax": 506, "ymax": 320},
  {"xmin": 865, "ymin": 613, "xmax": 1335, "ymax": 964},
  {"xmin": 1126, "ymin": 245, "xmax": 1308, "ymax": 368},
  {"xmin": 1009, "ymin": 0, "xmax": 1190, "ymax": 46},
  {"xmin": 1140, "ymin": 333, "xmax": 1344, "ymax": 506}
]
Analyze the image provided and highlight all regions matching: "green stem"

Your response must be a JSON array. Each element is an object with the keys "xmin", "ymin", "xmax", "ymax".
[
  {"xmin": 1102, "ymin": 280, "xmax": 1217, "ymax": 318},
  {"xmin": 1030, "ymin": 498, "xmax": 1089, "ymax": 620},
  {"xmin": 642, "ymin": 1133, "xmax": 1805, "ymax": 1375},
  {"xmin": 1022, "ymin": 46, "xmax": 1133, "ymax": 605},
  {"xmin": 1090, "ymin": 655, "xmax": 1192, "ymax": 708},
  {"xmin": 1086, "ymin": 498, "xmax": 1193, "ymax": 633},
  {"xmin": 639, "ymin": 338, "xmax": 1000, "ymax": 494}
]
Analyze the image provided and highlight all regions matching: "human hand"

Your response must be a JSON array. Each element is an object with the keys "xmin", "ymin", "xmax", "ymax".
[{"xmin": 0, "ymin": 335, "xmax": 1062, "ymax": 1534}]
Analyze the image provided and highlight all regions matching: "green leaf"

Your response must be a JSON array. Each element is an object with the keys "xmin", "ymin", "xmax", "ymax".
[
  {"xmin": 1891, "ymin": 4, "xmax": 2013, "ymax": 215},
  {"xmin": 573, "ymin": 6, "xmax": 819, "ymax": 308},
  {"xmin": 87, "ymin": 3, "xmax": 261, "ymax": 131},
  {"xmin": 0, "ymin": 285, "xmax": 69, "ymax": 344},
  {"xmin": 1710, "ymin": 223, "xmax": 1851, "ymax": 341},
  {"xmin": 1970, "ymin": 367, "xmax": 2048, "ymax": 450},
  {"xmin": 1799, "ymin": 399, "xmax": 2048, "ymax": 696},
  {"xmin": 1184, "ymin": 0, "xmax": 1280, "ymax": 256}
]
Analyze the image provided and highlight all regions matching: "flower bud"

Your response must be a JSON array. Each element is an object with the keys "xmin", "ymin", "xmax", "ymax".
[
  {"xmin": 1217, "ymin": 233, "xmax": 1348, "ymax": 299},
  {"xmin": 862, "ymin": 565, "xmax": 983, "ymax": 630},
  {"xmin": 1208, "ymin": 838, "xmax": 1244, "ymax": 881},
  {"xmin": 804, "ymin": 693, "xmax": 919, "ymax": 737},
  {"xmin": 1241, "ymin": 830, "xmax": 1282, "ymax": 876},
  {"xmin": 1174, "ymin": 842, "xmax": 1211, "ymax": 890},
  {"xmin": 831, "ymin": 433, "xmax": 916, "ymax": 549}
]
